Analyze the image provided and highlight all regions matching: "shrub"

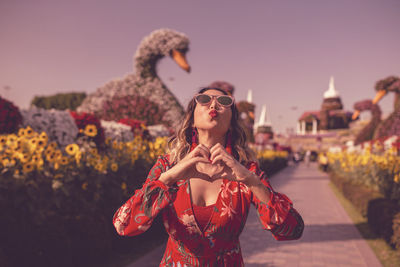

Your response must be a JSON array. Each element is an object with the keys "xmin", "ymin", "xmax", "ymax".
[
  {"xmin": 31, "ymin": 92, "xmax": 87, "ymax": 111},
  {"xmin": 0, "ymin": 96, "xmax": 22, "ymax": 134}
]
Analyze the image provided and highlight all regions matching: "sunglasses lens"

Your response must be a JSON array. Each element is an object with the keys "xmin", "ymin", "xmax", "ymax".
[
  {"xmin": 217, "ymin": 96, "xmax": 233, "ymax": 106},
  {"xmin": 196, "ymin": 94, "xmax": 212, "ymax": 104}
]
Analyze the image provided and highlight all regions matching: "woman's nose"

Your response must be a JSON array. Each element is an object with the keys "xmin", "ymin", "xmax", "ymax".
[{"xmin": 209, "ymin": 98, "xmax": 218, "ymax": 109}]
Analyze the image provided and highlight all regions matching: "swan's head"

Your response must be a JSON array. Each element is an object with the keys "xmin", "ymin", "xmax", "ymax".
[
  {"xmin": 134, "ymin": 28, "xmax": 191, "ymax": 73},
  {"xmin": 352, "ymin": 99, "xmax": 373, "ymax": 120},
  {"xmin": 373, "ymin": 76, "xmax": 400, "ymax": 104}
]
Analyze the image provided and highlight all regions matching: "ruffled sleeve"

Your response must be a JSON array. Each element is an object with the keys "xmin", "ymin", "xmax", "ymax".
[
  {"xmin": 247, "ymin": 161, "xmax": 304, "ymax": 241},
  {"xmin": 112, "ymin": 155, "xmax": 178, "ymax": 237}
]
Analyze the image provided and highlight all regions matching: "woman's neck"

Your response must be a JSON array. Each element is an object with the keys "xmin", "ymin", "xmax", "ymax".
[{"xmin": 197, "ymin": 130, "xmax": 226, "ymax": 150}]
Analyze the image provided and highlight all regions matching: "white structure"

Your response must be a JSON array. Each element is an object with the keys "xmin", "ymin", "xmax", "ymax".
[
  {"xmin": 323, "ymin": 76, "xmax": 340, "ymax": 99},
  {"xmin": 247, "ymin": 89, "xmax": 253, "ymax": 103},
  {"xmin": 255, "ymin": 104, "xmax": 272, "ymax": 130}
]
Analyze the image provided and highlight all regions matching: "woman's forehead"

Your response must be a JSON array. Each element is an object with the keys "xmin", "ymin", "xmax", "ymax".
[{"xmin": 203, "ymin": 89, "xmax": 225, "ymax": 95}]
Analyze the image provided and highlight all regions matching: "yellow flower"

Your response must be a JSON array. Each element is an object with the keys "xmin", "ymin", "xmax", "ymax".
[
  {"xmin": 89, "ymin": 147, "xmax": 98, "ymax": 155},
  {"xmin": 75, "ymin": 151, "xmax": 82, "ymax": 165},
  {"xmin": 22, "ymin": 162, "xmax": 35, "ymax": 173},
  {"xmin": 54, "ymin": 150, "xmax": 62, "ymax": 160},
  {"xmin": 111, "ymin": 163, "xmax": 118, "ymax": 172},
  {"xmin": 121, "ymin": 182, "xmax": 127, "ymax": 191},
  {"xmin": 6, "ymin": 134, "xmax": 17, "ymax": 146},
  {"xmin": 2, "ymin": 158, "xmax": 10, "ymax": 167},
  {"xmin": 24, "ymin": 126, "xmax": 35, "ymax": 138},
  {"xmin": 31, "ymin": 154, "xmax": 40, "ymax": 163},
  {"xmin": 395, "ymin": 174, "xmax": 400, "ymax": 184},
  {"xmin": 82, "ymin": 182, "xmax": 88, "ymax": 190},
  {"xmin": 0, "ymin": 136, "xmax": 7, "ymax": 146},
  {"xmin": 48, "ymin": 142, "xmax": 58, "ymax": 150},
  {"xmin": 39, "ymin": 131, "xmax": 48, "ymax": 142},
  {"xmin": 20, "ymin": 152, "xmax": 30, "ymax": 163},
  {"xmin": 18, "ymin": 128, "xmax": 25, "ymax": 137},
  {"xmin": 59, "ymin": 156, "xmax": 69, "ymax": 165},
  {"xmin": 65, "ymin": 144, "xmax": 79, "ymax": 156},
  {"xmin": 84, "ymin": 124, "xmax": 98, "ymax": 137},
  {"xmin": 46, "ymin": 151, "xmax": 57, "ymax": 162}
]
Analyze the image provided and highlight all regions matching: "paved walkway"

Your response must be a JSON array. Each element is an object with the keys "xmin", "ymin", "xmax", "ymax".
[{"xmin": 129, "ymin": 162, "xmax": 382, "ymax": 267}]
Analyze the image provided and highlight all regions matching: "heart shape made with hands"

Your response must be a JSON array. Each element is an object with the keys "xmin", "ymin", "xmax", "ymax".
[{"xmin": 195, "ymin": 158, "xmax": 225, "ymax": 179}]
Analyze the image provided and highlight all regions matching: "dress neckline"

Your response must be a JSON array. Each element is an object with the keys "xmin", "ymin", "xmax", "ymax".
[{"xmin": 187, "ymin": 178, "xmax": 225, "ymax": 235}]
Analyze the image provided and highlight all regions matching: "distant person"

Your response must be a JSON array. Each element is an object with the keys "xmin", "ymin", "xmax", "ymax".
[
  {"xmin": 319, "ymin": 152, "xmax": 329, "ymax": 172},
  {"xmin": 113, "ymin": 87, "xmax": 304, "ymax": 266},
  {"xmin": 305, "ymin": 150, "xmax": 311, "ymax": 167}
]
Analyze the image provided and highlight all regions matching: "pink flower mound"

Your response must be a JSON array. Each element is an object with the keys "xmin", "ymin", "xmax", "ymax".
[
  {"xmin": 102, "ymin": 95, "xmax": 167, "ymax": 126},
  {"xmin": 0, "ymin": 96, "xmax": 22, "ymax": 134}
]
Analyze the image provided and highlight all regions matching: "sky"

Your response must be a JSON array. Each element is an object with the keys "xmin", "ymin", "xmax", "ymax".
[{"xmin": 1, "ymin": 0, "xmax": 399, "ymax": 134}]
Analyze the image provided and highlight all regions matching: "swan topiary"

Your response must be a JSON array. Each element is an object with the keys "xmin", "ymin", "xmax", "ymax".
[
  {"xmin": 372, "ymin": 76, "xmax": 400, "ymax": 139},
  {"xmin": 352, "ymin": 99, "xmax": 382, "ymax": 145},
  {"xmin": 77, "ymin": 28, "xmax": 190, "ymax": 129}
]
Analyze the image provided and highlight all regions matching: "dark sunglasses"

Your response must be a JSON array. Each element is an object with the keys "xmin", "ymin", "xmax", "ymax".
[{"xmin": 194, "ymin": 94, "xmax": 234, "ymax": 107}]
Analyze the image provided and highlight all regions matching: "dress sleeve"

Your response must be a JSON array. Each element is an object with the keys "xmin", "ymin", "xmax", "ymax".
[
  {"xmin": 248, "ymin": 161, "xmax": 304, "ymax": 241},
  {"xmin": 112, "ymin": 155, "xmax": 178, "ymax": 237}
]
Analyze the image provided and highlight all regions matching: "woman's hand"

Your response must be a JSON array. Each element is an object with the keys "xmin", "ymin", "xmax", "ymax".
[
  {"xmin": 159, "ymin": 144, "xmax": 211, "ymax": 186},
  {"xmin": 210, "ymin": 143, "xmax": 258, "ymax": 186}
]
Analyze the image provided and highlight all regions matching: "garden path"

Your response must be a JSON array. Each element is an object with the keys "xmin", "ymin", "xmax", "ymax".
[{"xmin": 128, "ymin": 162, "xmax": 382, "ymax": 267}]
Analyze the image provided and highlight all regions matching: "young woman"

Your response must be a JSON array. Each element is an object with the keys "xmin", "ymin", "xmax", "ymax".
[{"xmin": 113, "ymin": 87, "xmax": 304, "ymax": 266}]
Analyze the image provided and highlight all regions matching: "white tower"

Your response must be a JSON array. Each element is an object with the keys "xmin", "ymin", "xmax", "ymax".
[
  {"xmin": 323, "ymin": 76, "xmax": 340, "ymax": 99},
  {"xmin": 247, "ymin": 89, "xmax": 253, "ymax": 103}
]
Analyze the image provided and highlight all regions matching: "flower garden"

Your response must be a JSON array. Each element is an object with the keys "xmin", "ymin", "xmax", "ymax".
[
  {"xmin": 324, "ymin": 137, "xmax": 400, "ymax": 253},
  {"xmin": 0, "ymin": 94, "xmax": 289, "ymax": 267}
]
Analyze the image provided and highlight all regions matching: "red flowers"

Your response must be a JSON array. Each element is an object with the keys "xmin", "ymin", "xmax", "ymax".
[
  {"xmin": 0, "ymin": 96, "xmax": 22, "ymax": 134},
  {"xmin": 69, "ymin": 111, "xmax": 105, "ymax": 147}
]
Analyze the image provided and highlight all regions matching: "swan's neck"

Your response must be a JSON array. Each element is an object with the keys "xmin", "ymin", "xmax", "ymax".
[
  {"xmin": 370, "ymin": 104, "xmax": 382, "ymax": 122},
  {"xmin": 394, "ymin": 91, "xmax": 400, "ymax": 111},
  {"xmin": 134, "ymin": 55, "xmax": 163, "ymax": 79}
]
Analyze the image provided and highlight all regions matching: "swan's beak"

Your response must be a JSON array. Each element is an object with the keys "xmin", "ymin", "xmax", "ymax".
[
  {"xmin": 171, "ymin": 49, "xmax": 191, "ymax": 73},
  {"xmin": 372, "ymin": 90, "xmax": 387, "ymax": 104},
  {"xmin": 249, "ymin": 111, "xmax": 255, "ymax": 120},
  {"xmin": 352, "ymin": 110, "xmax": 360, "ymax": 120}
]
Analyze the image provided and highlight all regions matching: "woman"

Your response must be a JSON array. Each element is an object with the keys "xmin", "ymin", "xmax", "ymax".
[{"xmin": 113, "ymin": 87, "xmax": 304, "ymax": 266}]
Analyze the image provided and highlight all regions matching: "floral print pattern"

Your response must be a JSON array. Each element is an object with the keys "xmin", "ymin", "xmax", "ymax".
[{"xmin": 113, "ymin": 155, "xmax": 304, "ymax": 266}]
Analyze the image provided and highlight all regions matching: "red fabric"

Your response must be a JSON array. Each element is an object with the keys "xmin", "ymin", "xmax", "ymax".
[
  {"xmin": 113, "ymin": 154, "xmax": 304, "ymax": 266},
  {"xmin": 192, "ymin": 203, "xmax": 215, "ymax": 232}
]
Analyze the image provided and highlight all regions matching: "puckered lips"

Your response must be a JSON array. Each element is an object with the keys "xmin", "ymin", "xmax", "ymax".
[{"xmin": 209, "ymin": 110, "xmax": 218, "ymax": 118}]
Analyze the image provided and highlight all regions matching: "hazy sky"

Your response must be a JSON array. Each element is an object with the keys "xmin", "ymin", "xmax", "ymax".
[{"xmin": 1, "ymin": 0, "xmax": 399, "ymax": 133}]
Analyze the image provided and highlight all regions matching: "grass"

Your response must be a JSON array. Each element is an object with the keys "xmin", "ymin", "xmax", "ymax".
[{"xmin": 328, "ymin": 181, "xmax": 400, "ymax": 267}]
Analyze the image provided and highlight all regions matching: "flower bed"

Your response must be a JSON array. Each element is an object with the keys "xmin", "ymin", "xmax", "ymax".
[
  {"xmin": 327, "ymin": 143, "xmax": 400, "ymax": 252},
  {"xmin": 0, "ymin": 128, "xmax": 289, "ymax": 266},
  {"xmin": 0, "ymin": 126, "xmax": 168, "ymax": 267},
  {"xmin": 257, "ymin": 150, "xmax": 288, "ymax": 177}
]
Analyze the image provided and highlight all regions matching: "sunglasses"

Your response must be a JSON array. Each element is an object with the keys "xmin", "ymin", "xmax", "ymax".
[{"xmin": 194, "ymin": 94, "xmax": 234, "ymax": 107}]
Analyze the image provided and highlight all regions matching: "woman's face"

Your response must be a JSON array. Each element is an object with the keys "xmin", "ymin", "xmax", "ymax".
[{"xmin": 193, "ymin": 89, "xmax": 232, "ymax": 135}]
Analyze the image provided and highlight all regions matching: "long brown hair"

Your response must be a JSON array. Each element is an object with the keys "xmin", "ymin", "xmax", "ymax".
[{"xmin": 167, "ymin": 87, "xmax": 257, "ymax": 164}]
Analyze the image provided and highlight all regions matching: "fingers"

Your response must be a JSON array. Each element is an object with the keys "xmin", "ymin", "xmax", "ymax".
[
  {"xmin": 191, "ymin": 144, "xmax": 210, "ymax": 159},
  {"xmin": 210, "ymin": 144, "xmax": 232, "ymax": 163},
  {"xmin": 209, "ymin": 143, "xmax": 224, "ymax": 155},
  {"xmin": 188, "ymin": 155, "xmax": 210, "ymax": 165}
]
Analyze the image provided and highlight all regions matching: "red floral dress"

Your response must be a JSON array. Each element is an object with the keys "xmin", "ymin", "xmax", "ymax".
[{"xmin": 113, "ymin": 154, "xmax": 304, "ymax": 267}]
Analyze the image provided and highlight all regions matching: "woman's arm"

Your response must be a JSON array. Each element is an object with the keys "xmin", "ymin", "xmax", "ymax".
[
  {"xmin": 246, "ymin": 162, "xmax": 304, "ymax": 241},
  {"xmin": 112, "ymin": 155, "xmax": 178, "ymax": 237}
]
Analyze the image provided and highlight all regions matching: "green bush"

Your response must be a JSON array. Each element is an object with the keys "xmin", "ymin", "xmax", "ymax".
[{"xmin": 31, "ymin": 92, "xmax": 87, "ymax": 111}]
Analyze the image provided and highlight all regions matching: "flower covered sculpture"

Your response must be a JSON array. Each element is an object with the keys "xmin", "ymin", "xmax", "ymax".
[
  {"xmin": 352, "ymin": 99, "xmax": 382, "ymax": 145},
  {"xmin": 77, "ymin": 28, "xmax": 191, "ymax": 129},
  {"xmin": 372, "ymin": 76, "xmax": 400, "ymax": 139}
]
